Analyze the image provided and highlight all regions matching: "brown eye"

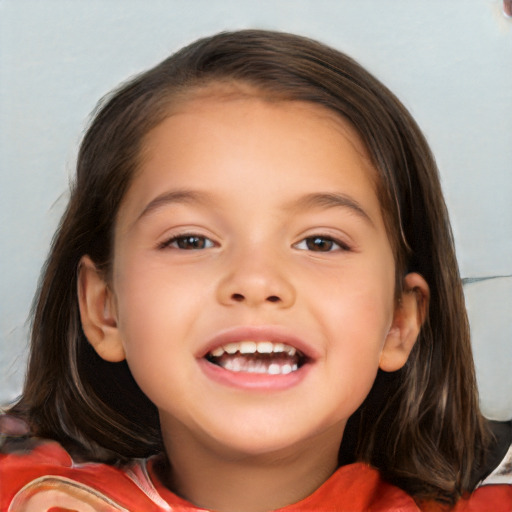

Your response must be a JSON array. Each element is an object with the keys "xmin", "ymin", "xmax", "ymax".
[
  {"xmin": 295, "ymin": 236, "xmax": 349, "ymax": 252},
  {"xmin": 306, "ymin": 236, "xmax": 335, "ymax": 252},
  {"xmin": 163, "ymin": 235, "xmax": 214, "ymax": 250}
]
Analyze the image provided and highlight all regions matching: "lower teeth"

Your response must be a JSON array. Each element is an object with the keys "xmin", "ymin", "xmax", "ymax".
[{"xmin": 212, "ymin": 355, "xmax": 299, "ymax": 374}]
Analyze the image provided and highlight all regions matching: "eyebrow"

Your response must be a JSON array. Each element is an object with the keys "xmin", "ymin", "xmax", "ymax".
[
  {"xmin": 136, "ymin": 189, "xmax": 373, "ymax": 227},
  {"xmin": 137, "ymin": 189, "xmax": 213, "ymax": 221},
  {"xmin": 287, "ymin": 192, "xmax": 374, "ymax": 226}
]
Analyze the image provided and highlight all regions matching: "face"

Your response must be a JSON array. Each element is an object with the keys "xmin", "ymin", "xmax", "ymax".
[{"xmin": 89, "ymin": 93, "xmax": 408, "ymax": 462}]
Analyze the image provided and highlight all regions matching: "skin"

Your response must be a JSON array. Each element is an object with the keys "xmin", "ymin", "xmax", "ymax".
[{"xmin": 79, "ymin": 93, "xmax": 428, "ymax": 512}]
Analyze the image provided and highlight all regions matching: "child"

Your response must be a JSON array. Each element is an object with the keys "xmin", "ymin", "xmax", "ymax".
[{"xmin": 1, "ymin": 30, "xmax": 510, "ymax": 512}]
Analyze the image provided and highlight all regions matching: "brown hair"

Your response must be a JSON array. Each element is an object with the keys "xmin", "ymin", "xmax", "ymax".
[{"xmin": 9, "ymin": 30, "xmax": 489, "ymax": 504}]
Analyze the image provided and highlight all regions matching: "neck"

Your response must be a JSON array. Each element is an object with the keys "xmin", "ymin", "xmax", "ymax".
[{"xmin": 160, "ymin": 421, "xmax": 342, "ymax": 512}]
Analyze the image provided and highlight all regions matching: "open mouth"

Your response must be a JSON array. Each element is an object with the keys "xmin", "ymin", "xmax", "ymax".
[{"xmin": 205, "ymin": 341, "xmax": 307, "ymax": 375}]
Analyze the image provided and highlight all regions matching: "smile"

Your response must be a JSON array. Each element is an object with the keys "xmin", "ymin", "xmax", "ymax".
[{"xmin": 206, "ymin": 341, "xmax": 303, "ymax": 375}]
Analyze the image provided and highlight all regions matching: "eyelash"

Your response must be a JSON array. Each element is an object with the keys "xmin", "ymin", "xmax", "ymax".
[
  {"xmin": 159, "ymin": 234, "xmax": 215, "ymax": 250},
  {"xmin": 294, "ymin": 235, "xmax": 351, "ymax": 253},
  {"xmin": 159, "ymin": 233, "xmax": 350, "ymax": 253}
]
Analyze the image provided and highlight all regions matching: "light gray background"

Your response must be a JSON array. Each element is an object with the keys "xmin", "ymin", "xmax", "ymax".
[{"xmin": 1, "ymin": 0, "xmax": 511, "ymax": 419}]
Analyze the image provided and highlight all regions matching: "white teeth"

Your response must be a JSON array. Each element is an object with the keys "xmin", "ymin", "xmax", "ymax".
[
  {"xmin": 223, "ymin": 358, "xmax": 241, "ymax": 372},
  {"xmin": 224, "ymin": 342, "xmax": 239, "ymax": 354},
  {"xmin": 268, "ymin": 364, "xmax": 281, "ymax": 375},
  {"xmin": 256, "ymin": 341, "xmax": 273, "ymax": 354},
  {"xmin": 207, "ymin": 340, "xmax": 304, "ymax": 376},
  {"xmin": 215, "ymin": 356, "xmax": 301, "ymax": 375},
  {"xmin": 281, "ymin": 364, "xmax": 292, "ymax": 375},
  {"xmin": 208, "ymin": 340, "xmax": 300, "ymax": 358},
  {"xmin": 239, "ymin": 341, "xmax": 257, "ymax": 354},
  {"xmin": 210, "ymin": 346, "xmax": 224, "ymax": 357}
]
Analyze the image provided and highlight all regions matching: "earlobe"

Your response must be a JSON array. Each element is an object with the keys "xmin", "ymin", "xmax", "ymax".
[
  {"xmin": 379, "ymin": 273, "xmax": 430, "ymax": 372},
  {"xmin": 77, "ymin": 255, "xmax": 126, "ymax": 362}
]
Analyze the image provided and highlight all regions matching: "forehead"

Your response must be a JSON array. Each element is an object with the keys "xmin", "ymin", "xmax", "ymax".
[
  {"xmin": 118, "ymin": 92, "xmax": 381, "ymax": 227},
  {"xmin": 144, "ymin": 81, "xmax": 375, "ymax": 171}
]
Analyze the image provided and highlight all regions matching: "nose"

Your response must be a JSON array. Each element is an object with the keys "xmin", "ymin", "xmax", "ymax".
[{"xmin": 216, "ymin": 247, "xmax": 296, "ymax": 309}]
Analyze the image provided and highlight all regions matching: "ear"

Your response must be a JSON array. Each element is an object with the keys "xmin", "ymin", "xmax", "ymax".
[
  {"xmin": 77, "ymin": 255, "xmax": 126, "ymax": 362},
  {"xmin": 379, "ymin": 273, "xmax": 430, "ymax": 372}
]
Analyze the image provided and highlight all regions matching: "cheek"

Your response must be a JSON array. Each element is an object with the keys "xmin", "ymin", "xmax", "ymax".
[
  {"xmin": 323, "ymin": 293, "xmax": 391, "ymax": 411},
  {"xmin": 112, "ymin": 258, "xmax": 168, "ymax": 354},
  {"xmin": 111, "ymin": 255, "xmax": 207, "ymax": 363},
  {"xmin": 312, "ymin": 267, "xmax": 395, "ymax": 391},
  {"xmin": 317, "ymin": 266, "xmax": 395, "ymax": 333}
]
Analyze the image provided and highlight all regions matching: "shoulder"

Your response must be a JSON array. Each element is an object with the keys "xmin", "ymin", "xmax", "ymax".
[
  {"xmin": 452, "ymin": 481, "xmax": 512, "ymax": 512},
  {"xmin": 271, "ymin": 463, "xmax": 423, "ymax": 511},
  {"xmin": 451, "ymin": 425, "xmax": 512, "ymax": 512},
  {"xmin": 0, "ymin": 434, "xmax": 169, "ymax": 511}
]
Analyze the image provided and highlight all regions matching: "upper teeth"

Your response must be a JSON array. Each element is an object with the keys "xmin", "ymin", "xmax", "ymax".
[{"xmin": 209, "ymin": 341, "xmax": 297, "ymax": 358}]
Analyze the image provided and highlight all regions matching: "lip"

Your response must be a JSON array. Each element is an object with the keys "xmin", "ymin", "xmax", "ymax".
[
  {"xmin": 196, "ymin": 325, "xmax": 318, "ymax": 391},
  {"xmin": 197, "ymin": 325, "xmax": 320, "ymax": 360},
  {"xmin": 198, "ymin": 357, "xmax": 312, "ymax": 391}
]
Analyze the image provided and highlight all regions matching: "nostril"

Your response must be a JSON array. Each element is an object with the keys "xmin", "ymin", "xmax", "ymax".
[{"xmin": 228, "ymin": 293, "xmax": 282, "ymax": 303}]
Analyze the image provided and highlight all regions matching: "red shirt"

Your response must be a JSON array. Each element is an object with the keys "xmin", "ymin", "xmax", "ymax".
[{"xmin": 1, "ymin": 440, "xmax": 510, "ymax": 511}]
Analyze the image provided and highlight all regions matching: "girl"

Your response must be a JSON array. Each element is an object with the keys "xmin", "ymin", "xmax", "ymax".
[{"xmin": 1, "ymin": 30, "xmax": 510, "ymax": 512}]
